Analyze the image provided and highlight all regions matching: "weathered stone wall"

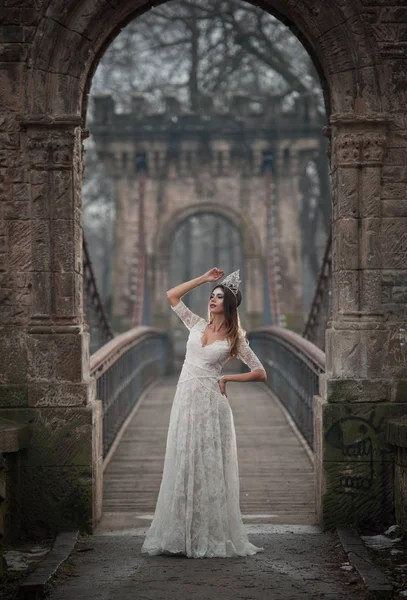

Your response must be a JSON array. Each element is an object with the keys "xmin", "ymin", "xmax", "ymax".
[
  {"xmin": 315, "ymin": 112, "xmax": 407, "ymax": 527},
  {"xmin": 91, "ymin": 94, "xmax": 321, "ymax": 332},
  {"xmin": 0, "ymin": 7, "xmax": 104, "ymax": 535},
  {"xmin": 0, "ymin": 0, "xmax": 406, "ymax": 534},
  {"xmin": 0, "ymin": 417, "xmax": 30, "ymax": 574},
  {"xmin": 387, "ymin": 417, "xmax": 407, "ymax": 532}
]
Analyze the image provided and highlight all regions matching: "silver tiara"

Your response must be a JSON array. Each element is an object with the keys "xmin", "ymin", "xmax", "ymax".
[{"xmin": 221, "ymin": 269, "xmax": 241, "ymax": 296}]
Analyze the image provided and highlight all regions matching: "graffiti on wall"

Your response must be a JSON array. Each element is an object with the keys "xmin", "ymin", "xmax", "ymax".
[{"xmin": 325, "ymin": 411, "xmax": 387, "ymax": 497}]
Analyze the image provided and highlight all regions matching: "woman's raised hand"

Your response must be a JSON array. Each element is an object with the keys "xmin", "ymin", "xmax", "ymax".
[{"xmin": 203, "ymin": 267, "xmax": 224, "ymax": 283}]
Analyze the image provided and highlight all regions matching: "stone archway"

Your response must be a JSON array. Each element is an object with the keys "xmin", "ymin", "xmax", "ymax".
[
  {"xmin": 1, "ymin": 0, "xmax": 406, "ymax": 532},
  {"xmin": 152, "ymin": 203, "xmax": 264, "ymax": 330}
]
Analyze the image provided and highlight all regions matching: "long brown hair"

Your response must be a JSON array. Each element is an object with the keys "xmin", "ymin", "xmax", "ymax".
[{"xmin": 208, "ymin": 284, "xmax": 245, "ymax": 357}]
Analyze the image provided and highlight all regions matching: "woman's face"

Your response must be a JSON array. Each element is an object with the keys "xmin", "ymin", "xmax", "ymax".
[{"xmin": 209, "ymin": 287, "xmax": 224, "ymax": 315}]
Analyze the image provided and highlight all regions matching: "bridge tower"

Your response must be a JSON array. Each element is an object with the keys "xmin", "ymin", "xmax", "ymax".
[{"xmin": 91, "ymin": 92, "xmax": 323, "ymax": 333}]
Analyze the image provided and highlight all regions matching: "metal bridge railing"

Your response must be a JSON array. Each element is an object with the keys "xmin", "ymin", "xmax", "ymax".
[
  {"xmin": 302, "ymin": 231, "xmax": 332, "ymax": 351},
  {"xmin": 83, "ymin": 235, "xmax": 114, "ymax": 353},
  {"xmin": 91, "ymin": 328, "xmax": 172, "ymax": 458},
  {"xmin": 247, "ymin": 328, "xmax": 325, "ymax": 450}
]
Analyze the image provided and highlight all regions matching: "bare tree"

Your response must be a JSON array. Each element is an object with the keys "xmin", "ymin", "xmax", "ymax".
[
  {"xmin": 91, "ymin": 0, "xmax": 323, "ymax": 114},
  {"xmin": 87, "ymin": 0, "xmax": 330, "ymax": 312}
]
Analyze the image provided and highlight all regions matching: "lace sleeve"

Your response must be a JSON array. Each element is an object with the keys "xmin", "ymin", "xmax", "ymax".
[
  {"xmin": 171, "ymin": 299, "xmax": 204, "ymax": 331},
  {"xmin": 237, "ymin": 336, "xmax": 265, "ymax": 372}
]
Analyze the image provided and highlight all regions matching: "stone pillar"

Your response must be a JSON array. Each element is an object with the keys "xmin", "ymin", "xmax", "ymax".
[
  {"xmin": 387, "ymin": 417, "xmax": 407, "ymax": 532},
  {"xmin": 244, "ymin": 255, "xmax": 264, "ymax": 330},
  {"xmin": 152, "ymin": 254, "xmax": 170, "ymax": 330},
  {"xmin": 0, "ymin": 122, "xmax": 102, "ymax": 535},
  {"xmin": 111, "ymin": 174, "xmax": 138, "ymax": 332},
  {"xmin": 314, "ymin": 115, "xmax": 407, "ymax": 529},
  {"xmin": 275, "ymin": 148, "xmax": 304, "ymax": 330}
]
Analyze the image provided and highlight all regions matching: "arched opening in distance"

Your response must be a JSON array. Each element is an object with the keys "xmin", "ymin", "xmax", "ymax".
[{"xmin": 169, "ymin": 213, "xmax": 244, "ymax": 316}]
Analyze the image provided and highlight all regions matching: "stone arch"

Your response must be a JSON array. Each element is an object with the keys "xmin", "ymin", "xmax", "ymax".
[
  {"xmin": 5, "ymin": 0, "xmax": 405, "ymax": 534},
  {"xmin": 152, "ymin": 203, "xmax": 264, "ymax": 329},
  {"xmin": 23, "ymin": 1, "xmax": 385, "ymax": 343},
  {"xmin": 26, "ymin": 0, "xmax": 383, "ymax": 122},
  {"xmin": 23, "ymin": 1, "xmax": 385, "ymax": 341},
  {"xmin": 155, "ymin": 202, "xmax": 262, "ymax": 259}
]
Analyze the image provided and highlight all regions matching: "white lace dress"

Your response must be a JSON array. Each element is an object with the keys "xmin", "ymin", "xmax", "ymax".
[{"xmin": 141, "ymin": 299, "xmax": 265, "ymax": 559}]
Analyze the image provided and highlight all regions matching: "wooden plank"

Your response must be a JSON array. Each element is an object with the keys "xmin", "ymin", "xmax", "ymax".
[{"xmin": 99, "ymin": 375, "xmax": 316, "ymax": 533}]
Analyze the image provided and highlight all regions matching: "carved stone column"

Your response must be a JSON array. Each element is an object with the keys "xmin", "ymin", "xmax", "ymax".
[
  {"xmin": 0, "ymin": 120, "xmax": 102, "ymax": 534},
  {"xmin": 314, "ymin": 114, "xmax": 407, "ymax": 528}
]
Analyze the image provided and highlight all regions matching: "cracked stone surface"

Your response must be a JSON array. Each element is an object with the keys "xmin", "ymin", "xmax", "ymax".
[{"xmin": 48, "ymin": 525, "xmax": 365, "ymax": 600}]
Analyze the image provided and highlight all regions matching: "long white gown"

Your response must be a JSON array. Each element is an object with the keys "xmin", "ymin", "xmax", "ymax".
[{"xmin": 141, "ymin": 299, "xmax": 265, "ymax": 558}]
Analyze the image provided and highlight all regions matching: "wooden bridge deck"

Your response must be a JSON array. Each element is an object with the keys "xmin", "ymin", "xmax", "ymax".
[{"xmin": 98, "ymin": 373, "xmax": 316, "ymax": 533}]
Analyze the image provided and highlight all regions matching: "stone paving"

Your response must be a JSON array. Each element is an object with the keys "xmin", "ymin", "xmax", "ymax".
[
  {"xmin": 47, "ymin": 376, "xmax": 366, "ymax": 599},
  {"xmin": 48, "ymin": 525, "xmax": 366, "ymax": 600}
]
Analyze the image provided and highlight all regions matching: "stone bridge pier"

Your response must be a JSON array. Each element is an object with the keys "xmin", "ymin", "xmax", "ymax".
[
  {"xmin": 315, "ymin": 114, "xmax": 407, "ymax": 527},
  {"xmin": 0, "ymin": 0, "xmax": 406, "ymax": 535}
]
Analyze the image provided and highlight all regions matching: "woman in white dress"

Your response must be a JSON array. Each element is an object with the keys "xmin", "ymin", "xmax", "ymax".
[{"xmin": 141, "ymin": 267, "xmax": 267, "ymax": 559}]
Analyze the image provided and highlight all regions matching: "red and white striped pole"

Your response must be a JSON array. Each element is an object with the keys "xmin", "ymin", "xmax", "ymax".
[
  {"xmin": 131, "ymin": 171, "xmax": 146, "ymax": 327},
  {"xmin": 265, "ymin": 168, "xmax": 285, "ymax": 328}
]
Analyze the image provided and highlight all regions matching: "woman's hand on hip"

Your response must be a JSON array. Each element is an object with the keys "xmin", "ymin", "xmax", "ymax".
[{"xmin": 218, "ymin": 376, "xmax": 228, "ymax": 397}]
